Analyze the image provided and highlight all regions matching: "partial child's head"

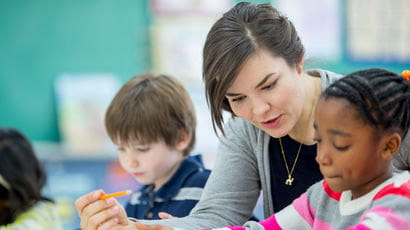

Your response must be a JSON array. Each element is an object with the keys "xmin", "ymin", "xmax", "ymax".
[
  {"xmin": 203, "ymin": 2, "xmax": 304, "ymax": 134},
  {"xmin": 105, "ymin": 74, "xmax": 196, "ymax": 189},
  {"xmin": 0, "ymin": 128, "xmax": 50, "ymax": 225},
  {"xmin": 105, "ymin": 73, "xmax": 196, "ymax": 157},
  {"xmin": 314, "ymin": 68, "xmax": 410, "ymax": 198}
]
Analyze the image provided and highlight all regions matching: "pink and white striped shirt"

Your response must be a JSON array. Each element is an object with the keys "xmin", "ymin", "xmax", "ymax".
[{"xmin": 215, "ymin": 171, "xmax": 410, "ymax": 230}]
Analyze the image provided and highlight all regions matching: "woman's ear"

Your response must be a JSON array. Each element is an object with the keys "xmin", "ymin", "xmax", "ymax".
[
  {"xmin": 380, "ymin": 133, "xmax": 401, "ymax": 160},
  {"xmin": 175, "ymin": 129, "xmax": 191, "ymax": 152}
]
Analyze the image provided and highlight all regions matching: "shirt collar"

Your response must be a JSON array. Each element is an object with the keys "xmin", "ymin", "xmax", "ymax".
[{"xmin": 147, "ymin": 154, "xmax": 205, "ymax": 200}]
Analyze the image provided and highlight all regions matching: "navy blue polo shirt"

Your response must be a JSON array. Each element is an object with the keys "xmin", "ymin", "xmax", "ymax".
[{"xmin": 125, "ymin": 154, "xmax": 211, "ymax": 219}]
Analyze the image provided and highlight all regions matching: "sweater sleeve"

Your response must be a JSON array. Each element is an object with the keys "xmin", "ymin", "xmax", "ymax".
[
  {"xmin": 209, "ymin": 192, "xmax": 314, "ymax": 230},
  {"xmin": 346, "ymin": 205, "xmax": 410, "ymax": 230},
  {"xmin": 0, "ymin": 202, "xmax": 62, "ymax": 230},
  {"xmin": 393, "ymin": 130, "xmax": 410, "ymax": 170},
  {"xmin": 139, "ymin": 118, "xmax": 262, "ymax": 229}
]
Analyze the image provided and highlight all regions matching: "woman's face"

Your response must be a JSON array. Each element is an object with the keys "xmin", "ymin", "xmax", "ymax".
[{"xmin": 225, "ymin": 49, "xmax": 305, "ymax": 138}]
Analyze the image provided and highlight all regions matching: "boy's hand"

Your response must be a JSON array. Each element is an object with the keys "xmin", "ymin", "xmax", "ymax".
[
  {"xmin": 135, "ymin": 222, "xmax": 173, "ymax": 230},
  {"xmin": 75, "ymin": 189, "xmax": 134, "ymax": 230}
]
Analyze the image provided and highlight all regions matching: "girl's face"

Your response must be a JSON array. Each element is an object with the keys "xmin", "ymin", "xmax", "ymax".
[
  {"xmin": 225, "ymin": 49, "xmax": 305, "ymax": 138},
  {"xmin": 116, "ymin": 139, "xmax": 184, "ymax": 190},
  {"xmin": 314, "ymin": 97, "xmax": 392, "ymax": 199}
]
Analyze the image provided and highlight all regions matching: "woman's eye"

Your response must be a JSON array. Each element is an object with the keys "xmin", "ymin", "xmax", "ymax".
[
  {"xmin": 262, "ymin": 81, "xmax": 276, "ymax": 90},
  {"xmin": 231, "ymin": 96, "xmax": 245, "ymax": 102}
]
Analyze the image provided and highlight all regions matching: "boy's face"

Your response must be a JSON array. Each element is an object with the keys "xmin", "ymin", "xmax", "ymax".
[
  {"xmin": 313, "ymin": 97, "xmax": 392, "ymax": 199},
  {"xmin": 117, "ymin": 139, "xmax": 184, "ymax": 190}
]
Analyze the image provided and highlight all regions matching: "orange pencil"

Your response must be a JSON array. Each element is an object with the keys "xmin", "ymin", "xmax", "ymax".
[{"xmin": 99, "ymin": 190, "xmax": 132, "ymax": 200}]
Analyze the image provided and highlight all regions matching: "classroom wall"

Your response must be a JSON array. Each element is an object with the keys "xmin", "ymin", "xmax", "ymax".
[
  {"xmin": 0, "ymin": 0, "xmax": 151, "ymax": 141},
  {"xmin": 1, "ymin": 0, "xmax": 408, "ymax": 143}
]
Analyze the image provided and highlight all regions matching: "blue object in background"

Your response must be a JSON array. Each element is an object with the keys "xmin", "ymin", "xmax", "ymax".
[{"xmin": 41, "ymin": 158, "xmax": 140, "ymax": 230}]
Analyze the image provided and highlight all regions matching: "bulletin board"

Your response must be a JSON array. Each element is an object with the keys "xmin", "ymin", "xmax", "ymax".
[{"xmin": 346, "ymin": 0, "xmax": 410, "ymax": 63}]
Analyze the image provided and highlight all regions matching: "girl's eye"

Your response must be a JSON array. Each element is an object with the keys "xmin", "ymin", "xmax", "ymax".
[{"xmin": 333, "ymin": 144, "xmax": 350, "ymax": 151}]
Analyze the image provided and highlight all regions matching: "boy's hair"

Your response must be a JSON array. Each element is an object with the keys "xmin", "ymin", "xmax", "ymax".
[
  {"xmin": 322, "ymin": 68, "xmax": 410, "ymax": 138},
  {"xmin": 203, "ymin": 2, "xmax": 304, "ymax": 135},
  {"xmin": 0, "ymin": 128, "xmax": 51, "ymax": 225},
  {"xmin": 105, "ymin": 73, "xmax": 196, "ymax": 156}
]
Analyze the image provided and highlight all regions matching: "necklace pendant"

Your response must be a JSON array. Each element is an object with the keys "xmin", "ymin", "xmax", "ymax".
[{"xmin": 285, "ymin": 176, "xmax": 294, "ymax": 185}]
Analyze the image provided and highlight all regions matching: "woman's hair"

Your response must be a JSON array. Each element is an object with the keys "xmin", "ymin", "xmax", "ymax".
[
  {"xmin": 322, "ymin": 68, "xmax": 410, "ymax": 138},
  {"xmin": 203, "ymin": 2, "xmax": 305, "ymax": 135},
  {"xmin": 0, "ymin": 128, "xmax": 52, "ymax": 225},
  {"xmin": 105, "ymin": 73, "xmax": 196, "ymax": 156}
]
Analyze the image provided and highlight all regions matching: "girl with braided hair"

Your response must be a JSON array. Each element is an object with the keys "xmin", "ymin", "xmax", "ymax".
[{"xmin": 211, "ymin": 68, "xmax": 410, "ymax": 230}]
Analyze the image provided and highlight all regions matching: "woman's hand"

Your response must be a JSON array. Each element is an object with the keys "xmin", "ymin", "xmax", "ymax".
[
  {"xmin": 158, "ymin": 212, "xmax": 176, "ymax": 220},
  {"xmin": 135, "ymin": 222, "xmax": 173, "ymax": 230},
  {"xmin": 75, "ymin": 189, "xmax": 134, "ymax": 230}
]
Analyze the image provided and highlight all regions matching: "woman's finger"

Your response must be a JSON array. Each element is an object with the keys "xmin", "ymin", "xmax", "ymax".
[
  {"xmin": 134, "ymin": 222, "xmax": 173, "ymax": 230},
  {"xmin": 158, "ymin": 212, "xmax": 176, "ymax": 220}
]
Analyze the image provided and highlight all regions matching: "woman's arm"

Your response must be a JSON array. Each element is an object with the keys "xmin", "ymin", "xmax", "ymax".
[{"xmin": 393, "ymin": 130, "xmax": 410, "ymax": 170}]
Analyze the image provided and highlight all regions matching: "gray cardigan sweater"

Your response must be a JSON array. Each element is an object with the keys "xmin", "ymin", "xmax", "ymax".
[{"xmin": 139, "ymin": 69, "xmax": 410, "ymax": 229}]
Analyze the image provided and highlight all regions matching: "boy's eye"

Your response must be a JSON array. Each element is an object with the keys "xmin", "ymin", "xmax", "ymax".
[
  {"xmin": 136, "ymin": 147, "xmax": 150, "ymax": 152},
  {"xmin": 117, "ymin": 147, "xmax": 125, "ymax": 152}
]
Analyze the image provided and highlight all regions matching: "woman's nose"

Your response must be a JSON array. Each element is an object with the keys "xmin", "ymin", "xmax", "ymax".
[{"xmin": 251, "ymin": 98, "xmax": 270, "ymax": 115}]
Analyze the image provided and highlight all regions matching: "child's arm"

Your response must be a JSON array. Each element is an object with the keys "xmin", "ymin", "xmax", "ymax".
[
  {"xmin": 206, "ymin": 192, "xmax": 314, "ymax": 230},
  {"xmin": 346, "ymin": 205, "xmax": 410, "ymax": 230},
  {"xmin": 347, "ymin": 178, "xmax": 410, "ymax": 230}
]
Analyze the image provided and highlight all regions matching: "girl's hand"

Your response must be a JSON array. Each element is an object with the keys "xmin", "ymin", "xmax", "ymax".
[{"xmin": 75, "ymin": 190, "xmax": 133, "ymax": 230}]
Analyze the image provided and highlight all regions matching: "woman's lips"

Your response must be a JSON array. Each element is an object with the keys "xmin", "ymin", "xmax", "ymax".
[
  {"xmin": 133, "ymin": 172, "xmax": 144, "ymax": 177},
  {"xmin": 261, "ymin": 115, "xmax": 282, "ymax": 129}
]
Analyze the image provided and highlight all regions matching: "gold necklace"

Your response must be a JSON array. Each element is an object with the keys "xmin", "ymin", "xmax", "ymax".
[
  {"xmin": 278, "ymin": 76, "xmax": 320, "ymax": 186},
  {"xmin": 279, "ymin": 137, "xmax": 303, "ymax": 186}
]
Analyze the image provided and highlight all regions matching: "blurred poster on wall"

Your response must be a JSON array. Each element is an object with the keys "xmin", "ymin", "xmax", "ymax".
[
  {"xmin": 150, "ymin": 18, "xmax": 213, "ymax": 86},
  {"xmin": 55, "ymin": 73, "xmax": 121, "ymax": 156},
  {"xmin": 150, "ymin": 0, "xmax": 232, "ymax": 168},
  {"xmin": 276, "ymin": 0, "xmax": 342, "ymax": 61},
  {"xmin": 151, "ymin": 0, "xmax": 231, "ymax": 16},
  {"xmin": 346, "ymin": 0, "xmax": 410, "ymax": 62}
]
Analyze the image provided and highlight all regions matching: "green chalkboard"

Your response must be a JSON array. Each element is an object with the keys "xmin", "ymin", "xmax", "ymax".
[{"xmin": 0, "ymin": 0, "xmax": 151, "ymax": 141}]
